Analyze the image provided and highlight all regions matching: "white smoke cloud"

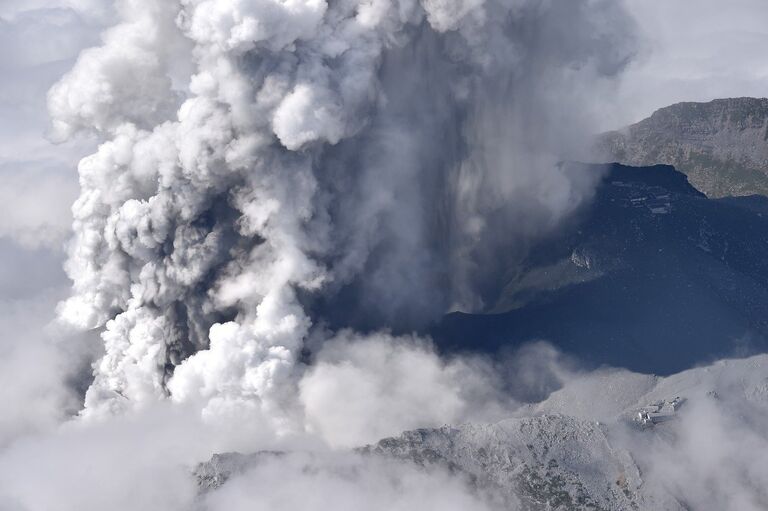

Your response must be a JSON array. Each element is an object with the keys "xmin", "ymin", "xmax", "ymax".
[
  {"xmin": 4, "ymin": 1, "xmax": 768, "ymax": 510},
  {"xmin": 4, "ymin": 344, "xmax": 768, "ymax": 510},
  {"xmin": 0, "ymin": 406, "xmax": 201, "ymax": 511},
  {"xmin": 299, "ymin": 332, "xmax": 514, "ymax": 447},
  {"xmin": 47, "ymin": 1, "xmax": 190, "ymax": 141},
  {"xmin": 647, "ymin": 398, "xmax": 768, "ymax": 510},
  {"xmin": 202, "ymin": 452, "xmax": 495, "ymax": 511},
  {"xmin": 0, "ymin": 401, "xmax": 496, "ymax": 511},
  {"xmin": 272, "ymin": 83, "xmax": 345, "ymax": 149},
  {"xmin": 42, "ymin": 0, "xmax": 639, "ymax": 426}
]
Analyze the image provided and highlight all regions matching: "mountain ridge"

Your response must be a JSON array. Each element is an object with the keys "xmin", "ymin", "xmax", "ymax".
[{"xmin": 596, "ymin": 97, "xmax": 768, "ymax": 197}]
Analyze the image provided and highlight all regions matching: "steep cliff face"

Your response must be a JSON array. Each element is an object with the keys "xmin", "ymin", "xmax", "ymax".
[{"xmin": 597, "ymin": 98, "xmax": 768, "ymax": 197}]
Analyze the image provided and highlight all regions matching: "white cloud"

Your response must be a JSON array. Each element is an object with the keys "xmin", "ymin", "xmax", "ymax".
[
  {"xmin": 0, "ymin": 4, "xmax": 99, "ymax": 250},
  {"xmin": 607, "ymin": 0, "xmax": 768, "ymax": 128},
  {"xmin": 299, "ymin": 332, "xmax": 514, "ymax": 448},
  {"xmin": 0, "ymin": 161, "xmax": 78, "ymax": 250},
  {"xmin": 204, "ymin": 452, "xmax": 494, "ymax": 511},
  {"xmin": 0, "ymin": 289, "xmax": 90, "ymax": 447}
]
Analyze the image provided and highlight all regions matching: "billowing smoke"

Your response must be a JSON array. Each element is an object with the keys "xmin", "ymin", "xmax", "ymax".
[
  {"xmin": 47, "ymin": 0, "xmax": 637, "ymax": 427},
  {"xmin": 6, "ymin": 2, "xmax": 768, "ymax": 511},
  {"xmin": 299, "ymin": 332, "xmax": 516, "ymax": 447}
]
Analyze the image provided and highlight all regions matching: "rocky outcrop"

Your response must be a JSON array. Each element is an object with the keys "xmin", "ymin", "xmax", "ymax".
[
  {"xmin": 193, "ymin": 451, "xmax": 283, "ymax": 493},
  {"xmin": 364, "ymin": 416, "xmax": 656, "ymax": 511},
  {"xmin": 192, "ymin": 354, "xmax": 768, "ymax": 510},
  {"xmin": 596, "ymin": 98, "xmax": 768, "ymax": 197}
]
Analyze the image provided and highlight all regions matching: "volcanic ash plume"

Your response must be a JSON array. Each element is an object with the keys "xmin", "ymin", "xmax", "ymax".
[{"xmin": 49, "ymin": 0, "xmax": 637, "ymax": 428}]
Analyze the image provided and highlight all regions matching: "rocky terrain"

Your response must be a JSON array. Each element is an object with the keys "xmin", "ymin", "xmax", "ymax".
[
  {"xmin": 364, "ymin": 416, "xmax": 655, "ymax": 511},
  {"xmin": 193, "ymin": 354, "xmax": 768, "ymax": 510},
  {"xmin": 368, "ymin": 354, "xmax": 768, "ymax": 510},
  {"xmin": 596, "ymin": 98, "xmax": 768, "ymax": 197}
]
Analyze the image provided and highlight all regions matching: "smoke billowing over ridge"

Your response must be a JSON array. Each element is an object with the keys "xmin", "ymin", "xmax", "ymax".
[
  {"xmin": 6, "ymin": 2, "xmax": 768, "ymax": 510},
  {"xmin": 48, "ymin": 0, "xmax": 637, "ymax": 426}
]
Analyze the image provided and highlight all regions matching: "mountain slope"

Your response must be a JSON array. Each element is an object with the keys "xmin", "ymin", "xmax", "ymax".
[
  {"xmin": 365, "ymin": 416, "xmax": 657, "ymax": 511},
  {"xmin": 596, "ymin": 98, "xmax": 768, "ymax": 197},
  {"xmin": 370, "ymin": 354, "xmax": 768, "ymax": 511},
  {"xmin": 431, "ymin": 163, "xmax": 768, "ymax": 375},
  {"xmin": 193, "ymin": 355, "xmax": 768, "ymax": 510}
]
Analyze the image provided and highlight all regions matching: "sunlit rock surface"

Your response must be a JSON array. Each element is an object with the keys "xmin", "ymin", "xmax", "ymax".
[{"xmin": 596, "ymin": 98, "xmax": 768, "ymax": 198}]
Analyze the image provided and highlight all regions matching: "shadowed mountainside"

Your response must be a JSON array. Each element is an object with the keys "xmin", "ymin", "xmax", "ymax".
[{"xmin": 431, "ymin": 163, "xmax": 768, "ymax": 375}]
